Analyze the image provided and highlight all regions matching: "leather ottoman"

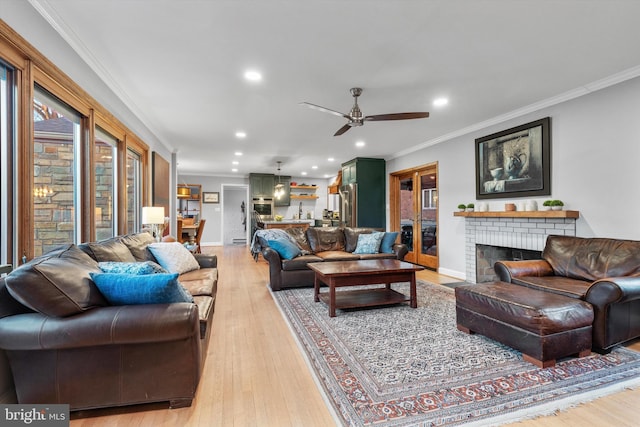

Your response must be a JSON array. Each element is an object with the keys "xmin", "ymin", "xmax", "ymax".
[{"xmin": 455, "ymin": 281, "xmax": 594, "ymax": 368}]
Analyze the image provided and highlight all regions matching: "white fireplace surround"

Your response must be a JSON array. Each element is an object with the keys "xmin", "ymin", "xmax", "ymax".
[{"xmin": 462, "ymin": 214, "xmax": 577, "ymax": 283}]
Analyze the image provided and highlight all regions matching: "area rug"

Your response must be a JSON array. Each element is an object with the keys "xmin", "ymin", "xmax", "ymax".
[{"xmin": 271, "ymin": 281, "xmax": 640, "ymax": 426}]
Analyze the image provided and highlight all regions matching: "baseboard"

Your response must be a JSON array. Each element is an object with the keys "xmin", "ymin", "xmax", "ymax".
[
  {"xmin": 200, "ymin": 241, "xmax": 223, "ymax": 246},
  {"xmin": 438, "ymin": 267, "xmax": 465, "ymax": 281}
]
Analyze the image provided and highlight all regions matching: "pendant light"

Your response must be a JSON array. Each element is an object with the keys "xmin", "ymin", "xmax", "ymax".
[{"xmin": 274, "ymin": 161, "xmax": 285, "ymax": 199}]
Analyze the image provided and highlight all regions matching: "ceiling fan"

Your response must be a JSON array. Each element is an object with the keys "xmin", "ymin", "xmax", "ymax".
[{"xmin": 300, "ymin": 87, "xmax": 429, "ymax": 136}]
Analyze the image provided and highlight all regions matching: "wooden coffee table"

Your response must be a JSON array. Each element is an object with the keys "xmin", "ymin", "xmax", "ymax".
[{"xmin": 309, "ymin": 259, "xmax": 424, "ymax": 317}]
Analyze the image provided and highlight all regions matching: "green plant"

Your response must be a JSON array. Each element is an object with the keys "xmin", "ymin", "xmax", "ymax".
[
  {"xmin": 458, "ymin": 204, "xmax": 467, "ymax": 210},
  {"xmin": 466, "ymin": 203, "xmax": 475, "ymax": 208},
  {"xmin": 543, "ymin": 200, "xmax": 553, "ymax": 207},
  {"xmin": 550, "ymin": 200, "xmax": 564, "ymax": 206}
]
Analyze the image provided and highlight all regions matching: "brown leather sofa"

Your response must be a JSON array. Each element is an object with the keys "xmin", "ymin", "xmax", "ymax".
[
  {"xmin": 258, "ymin": 227, "xmax": 409, "ymax": 291},
  {"xmin": 495, "ymin": 235, "xmax": 640, "ymax": 351},
  {"xmin": 0, "ymin": 232, "xmax": 217, "ymax": 411}
]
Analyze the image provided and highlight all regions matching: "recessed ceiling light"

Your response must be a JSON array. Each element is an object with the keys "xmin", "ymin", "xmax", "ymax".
[
  {"xmin": 234, "ymin": 151, "xmax": 243, "ymax": 156},
  {"xmin": 231, "ymin": 168, "xmax": 238, "ymax": 172},
  {"xmin": 301, "ymin": 171, "xmax": 307, "ymax": 176},
  {"xmin": 355, "ymin": 141, "xmax": 365, "ymax": 148},
  {"xmin": 312, "ymin": 165, "xmax": 318, "ymax": 169},
  {"xmin": 232, "ymin": 161, "xmax": 239, "ymax": 165},
  {"xmin": 328, "ymin": 157, "xmax": 335, "ymax": 162},
  {"xmin": 244, "ymin": 70, "xmax": 262, "ymax": 82},
  {"xmin": 433, "ymin": 97, "xmax": 449, "ymax": 107},
  {"xmin": 235, "ymin": 131, "xmax": 246, "ymax": 139}
]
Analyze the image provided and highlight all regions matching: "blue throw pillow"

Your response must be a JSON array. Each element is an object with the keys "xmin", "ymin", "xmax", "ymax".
[
  {"xmin": 380, "ymin": 232, "xmax": 399, "ymax": 254},
  {"xmin": 98, "ymin": 261, "xmax": 168, "ymax": 275},
  {"xmin": 267, "ymin": 237, "xmax": 302, "ymax": 260},
  {"xmin": 353, "ymin": 232, "xmax": 385, "ymax": 254},
  {"xmin": 90, "ymin": 272, "xmax": 194, "ymax": 305}
]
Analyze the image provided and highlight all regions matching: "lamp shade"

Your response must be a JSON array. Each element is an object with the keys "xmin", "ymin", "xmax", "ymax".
[{"xmin": 142, "ymin": 206, "xmax": 165, "ymax": 225}]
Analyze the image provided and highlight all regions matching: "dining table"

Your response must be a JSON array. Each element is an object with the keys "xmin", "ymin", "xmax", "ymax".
[{"xmin": 181, "ymin": 224, "xmax": 198, "ymax": 244}]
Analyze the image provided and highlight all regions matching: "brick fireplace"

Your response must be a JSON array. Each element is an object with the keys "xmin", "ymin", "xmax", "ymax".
[{"xmin": 456, "ymin": 211, "xmax": 579, "ymax": 283}]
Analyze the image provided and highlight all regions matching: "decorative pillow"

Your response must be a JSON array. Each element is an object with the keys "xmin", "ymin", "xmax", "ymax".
[
  {"xmin": 380, "ymin": 232, "xmax": 399, "ymax": 254},
  {"xmin": 78, "ymin": 237, "xmax": 137, "ymax": 262},
  {"xmin": 119, "ymin": 232, "xmax": 156, "ymax": 262},
  {"xmin": 98, "ymin": 261, "xmax": 167, "ymax": 275},
  {"xmin": 353, "ymin": 231, "xmax": 385, "ymax": 254},
  {"xmin": 5, "ymin": 244, "xmax": 107, "ymax": 317},
  {"xmin": 267, "ymin": 237, "xmax": 302, "ymax": 260},
  {"xmin": 90, "ymin": 272, "xmax": 194, "ymax": 305},
  {"xmin": 147, "ymin": 242, "xmax": 200, "ymax": 274}
]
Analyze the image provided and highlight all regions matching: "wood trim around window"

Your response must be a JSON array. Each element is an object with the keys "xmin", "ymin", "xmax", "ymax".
[{"xmin": 0, "ymin": 19, "xmax": 152, "ymax": 261}]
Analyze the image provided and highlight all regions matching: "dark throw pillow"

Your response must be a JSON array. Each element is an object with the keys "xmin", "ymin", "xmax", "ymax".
[{"xmin": 5, "ymin": 244, "xmax": 107, "ymax": 317}]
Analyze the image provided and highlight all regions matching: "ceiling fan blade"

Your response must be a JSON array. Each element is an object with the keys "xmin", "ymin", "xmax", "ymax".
[
  {"xmin": 300, "ymin": 102, "xmax": 350, "ymax": 119},
  {"xmin": 364, "ymin": 112, "xmax": 430, "ymax": 121},
  {"xmin": 334, "ymin": 123, "xmax": 352, "ymax": 136}
]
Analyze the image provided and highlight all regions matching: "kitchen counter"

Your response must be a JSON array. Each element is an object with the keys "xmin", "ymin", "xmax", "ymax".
[{"xmin": 262, "ymin": 220, "xmax": 313, "ymax": 230}]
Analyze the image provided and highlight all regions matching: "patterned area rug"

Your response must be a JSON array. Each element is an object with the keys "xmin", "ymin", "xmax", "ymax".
[{"xmin": 271, "ymin": 281, "xmax": 640, "ymax": 426}]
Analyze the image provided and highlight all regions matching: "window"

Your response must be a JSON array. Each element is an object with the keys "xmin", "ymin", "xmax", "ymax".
[
  {"xmin": 0, "ymin": 61, "xmax": 15, "ymax": 265},
  {"xmin": 126, "ymin": 148, "xmax": 142, "ymax": 232},
  {"xmin": 33, "ymin": 84, "xmax": 82, "ymax": 256},
  {"xmin": 421, "ymin": 188, "xmax": 437, "ymax": 210},
  {"xmin": 94, "ymin": 126, "xmax": 117, "ymax": 240}
]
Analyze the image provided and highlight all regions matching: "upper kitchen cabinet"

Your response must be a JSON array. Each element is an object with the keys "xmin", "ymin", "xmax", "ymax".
[
  {"xmin": 274, "ymin": 175, "xmax": 291, "ymax": 206},
  {"xmin": 250, "ymin": 173, "xmax": 275, "ymax": 199}
]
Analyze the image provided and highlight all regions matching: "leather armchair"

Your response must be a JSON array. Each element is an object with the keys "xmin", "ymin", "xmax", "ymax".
[{"xmin": 495, "ymin": 235, "xmax": 640, "ymax": 351}]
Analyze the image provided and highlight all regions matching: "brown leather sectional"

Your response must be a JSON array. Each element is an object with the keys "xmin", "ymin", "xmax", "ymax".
[
  {"xmin": 259, "ymin": 227, "xmax": 409, "ymax": 291},
  {"xmin": 495, "ymin": 235, "xmax": 640, "ymax": 351},
  {"xmin": 0, "ymin": 232, "xmax": 217, "ymax": 411}
]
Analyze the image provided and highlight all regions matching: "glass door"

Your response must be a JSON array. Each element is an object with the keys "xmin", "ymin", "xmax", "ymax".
[{"xmin": 390, "ymin": 163, "xmax": 438, "ymax": 269}]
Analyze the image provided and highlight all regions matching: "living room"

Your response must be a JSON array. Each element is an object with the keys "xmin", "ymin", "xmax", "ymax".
[{"xmin": 2, "ymin": 1, "xmax": 640, "ymax": 426}]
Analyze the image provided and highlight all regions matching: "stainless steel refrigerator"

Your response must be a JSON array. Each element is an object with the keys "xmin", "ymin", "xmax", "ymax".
[{"xmin": 340, "ymin": 183, "xmax": 357, "ymax": 227}]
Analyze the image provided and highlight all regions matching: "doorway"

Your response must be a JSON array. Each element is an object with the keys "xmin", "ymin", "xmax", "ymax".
[
  {"xmin": 222, "ymin": 184, "xmax": 249, "ymax": 245},
  {"xmin": 390, "ymin": 162, "xmax": 438, "ymax": 269}
]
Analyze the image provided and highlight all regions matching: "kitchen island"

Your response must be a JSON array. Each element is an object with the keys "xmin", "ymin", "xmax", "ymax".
[{"xmin": 262, "ymin": 220, "xmax": 314, "ymax": 231}]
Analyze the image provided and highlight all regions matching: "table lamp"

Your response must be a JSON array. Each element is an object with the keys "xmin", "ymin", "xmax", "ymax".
[{"xmin": 142, "ymin": 206, "xmax": 165, "ymax": 242}]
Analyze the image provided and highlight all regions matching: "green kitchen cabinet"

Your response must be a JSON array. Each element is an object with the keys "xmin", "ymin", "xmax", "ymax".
[
  {"xmin": 250, "ymin": 173, "xmax": 275, "ymax": 199},
  {"xmin": 340, "ymin": 158, "xmax": 385, "ymax": 228}
]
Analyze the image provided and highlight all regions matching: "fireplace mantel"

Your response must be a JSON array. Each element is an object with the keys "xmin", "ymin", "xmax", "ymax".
[{"xmin": 454, "ymin": 210, "xmax": 579, "ymax": 219}]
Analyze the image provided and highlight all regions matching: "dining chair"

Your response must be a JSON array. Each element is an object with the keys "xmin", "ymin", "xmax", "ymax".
[
  {"xmin": 176, "ymin": 219, "xmax": 187, "ymax": 244},
  {"xmin": 194, "ymin": 219, "xmax": 206, "ymax": 253}
]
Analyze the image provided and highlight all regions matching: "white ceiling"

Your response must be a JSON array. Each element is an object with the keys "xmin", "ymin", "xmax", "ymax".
[{"xmin": 29, "ymin": 0, "xmax": 640, "ymax": 178}]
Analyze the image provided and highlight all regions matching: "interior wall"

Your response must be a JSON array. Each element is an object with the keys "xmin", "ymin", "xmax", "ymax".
[
  {"xmin": 179, "ymin": 174, "xmax": 248, "ymax": 245},
  {"xmin": 387, "ymin": 75, "xmax": 640, "ymax": 279}
]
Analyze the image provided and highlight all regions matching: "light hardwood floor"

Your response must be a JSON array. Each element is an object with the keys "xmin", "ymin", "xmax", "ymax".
[{"xmin": 70, "ymin": 245, "xmax": 640, "ymax": 426}]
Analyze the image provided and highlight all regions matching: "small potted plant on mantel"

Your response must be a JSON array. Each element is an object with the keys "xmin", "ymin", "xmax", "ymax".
[
  {"xmin": 550, "ymin": 200, "xmax": 564, "ymax": 211},
  {"xmin": 542, "ymin": 200, "xmax": 553, "ymax": 211},
  {"xmin": 457, "ymin": 204, "xmax": 467, "ymax": 212},
  {"xmin": 466, "ymin": 203, "xmax": 475, "ymax": 212}
]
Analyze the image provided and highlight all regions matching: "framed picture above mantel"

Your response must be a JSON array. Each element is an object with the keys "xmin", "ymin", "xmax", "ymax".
[{"xmin": 475, "ymin": 117, "xmax": 551, "ymax": 199}]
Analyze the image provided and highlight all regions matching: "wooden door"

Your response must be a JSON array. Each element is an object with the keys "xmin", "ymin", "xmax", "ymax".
[{"xmin": 390, "ymin": 162, "xmax": 438, "ymax": 269}]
